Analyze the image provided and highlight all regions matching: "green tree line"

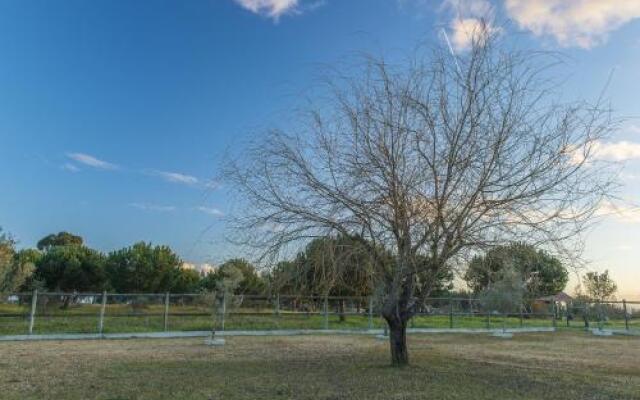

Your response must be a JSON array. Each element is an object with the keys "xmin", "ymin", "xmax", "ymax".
[{"xmin": 1, "ymin": 228, "xmax": 574, "ymax": 299}]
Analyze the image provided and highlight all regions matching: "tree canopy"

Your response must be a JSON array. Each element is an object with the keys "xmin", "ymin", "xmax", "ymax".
[
  {"xmin": 224, "ymin": 29, "xmax": 614, "ymax": 365},
  {"xmin": 106, "ymin": 242, "xmax": 186, "ymax": 293},
  {"xmin": 464, "ymin": 243, "xmax": 568, "ymax": 298},
  {"xmin": 582, "ymin": 270, "xmax": 617, "ymax": 302},
  {"xmin": 34, "ymin": 245, "xmax": 108, "ymax": 292},
  {"xmin": 0, "ymin": 229, "xmax": 17, "ymax": 292},
  {"xmin": 37, "ymin": 232, "xmax": 83, "ymax": 251}
]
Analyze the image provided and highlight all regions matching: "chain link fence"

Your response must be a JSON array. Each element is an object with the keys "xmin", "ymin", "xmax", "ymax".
[{"xmin": 1, "ymin": 291, "xmax": 635, "ymax": 337}]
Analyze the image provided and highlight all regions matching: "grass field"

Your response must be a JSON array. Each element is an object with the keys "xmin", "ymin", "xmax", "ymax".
[{"xmin": 0, "ymin": 331, "xmax": 639, "ymax": 399}]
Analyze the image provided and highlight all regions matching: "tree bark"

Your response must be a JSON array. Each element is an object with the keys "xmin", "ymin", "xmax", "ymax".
[{"xmin": 387, "ymin": 318, "xmax": 409, "ymax": 366}]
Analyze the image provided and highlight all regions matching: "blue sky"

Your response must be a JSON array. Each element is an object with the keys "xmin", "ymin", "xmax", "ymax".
[{"xmin": 1, "ymin": 0, "xmax": 640, "ymax": 298}]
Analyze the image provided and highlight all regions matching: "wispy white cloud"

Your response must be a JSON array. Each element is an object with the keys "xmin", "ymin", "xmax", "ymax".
[
  {"xmin": 61, "ymin": 163, "xmax": 80, "ymax": 173},
  {"xmin": 66, "ymin": 153, "xmax": 118, "ymax": 170},
  {"xmin": 150, "ymin": 170, "xmax": 200, "ymax": 186},
  {"xmin": 129, "ymin": 203, "xmax": 176, "ymax": 212},
  {"xmin": 504, "ymin": 0, "xmax": 640, "ymax": 49},
  {"xmin": 233, "ymin": 0, "xmax": 299, "ymax": 20},
  {"xmin": 204, "ymin": 180, "xmax": 221, "ymax": 190},
  {"xmin": 196, "ymin": 206, "xmax": 224, "ymax": 217},
  {"xmin": 596, "ymin": 201, "xmax": 640, "ymax": 224}
]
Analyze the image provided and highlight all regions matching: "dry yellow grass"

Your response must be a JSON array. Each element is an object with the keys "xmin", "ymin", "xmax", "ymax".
[{"xmin": 0, "ymin": 331, "xmax": 639, "ymax": 399}]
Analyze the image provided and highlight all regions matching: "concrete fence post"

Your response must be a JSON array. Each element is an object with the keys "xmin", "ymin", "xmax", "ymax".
[
  {"xmin": 323, "ymin": 295, "xmax": 329, "ymax": 330},
  {"xmin": 28, "ymin": 289, "xmax": 38, "ymax": 335},
  {"xmin": 275, "ymin": 293, "xmax": 280, "ymax": 317},
  {"xmin": 368, "ymin": 297, "xmax": 373, "ymax": 330},
  {"xmin": 623, "ymin": 299, "xmax": 629, "ymax": 331},
  {"xmin": 98, "ymin": 290, "xmax": 107, "ymax": 335},
  {"xmin": 552, "ymin": 302, "xmax": 557, "ymax": 329},
  {"xmin": 163, "ymin": 292, "xmax": 170, "ymax": 332}
]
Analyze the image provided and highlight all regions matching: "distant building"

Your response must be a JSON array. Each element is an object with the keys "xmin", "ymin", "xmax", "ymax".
[
  {"xmin": 181, "ymin": 262, "xmax": 216, "ymax": 276},
  {"xmin": 532, "ymin": 291, "xmax": 573, "ymax": 314}
]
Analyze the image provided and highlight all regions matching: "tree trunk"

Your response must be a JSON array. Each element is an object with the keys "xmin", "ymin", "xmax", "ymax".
[
  {"xmin": 339, "ymin": 300, "xmax": 346, "ymax": 322},
  {"xmin": 388, "ymin": 318, "xmax": 409, "ymax": 366}
]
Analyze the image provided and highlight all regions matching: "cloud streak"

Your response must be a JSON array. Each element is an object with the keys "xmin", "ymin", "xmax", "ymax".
[
  {"xmin": 61, "ymin": 163, "xmax": 80, "ymax": 173},
  {"xmin": 150, "ymin": 170, "xmax": 200, "ymax": 186},
  {"xmin": 63, "ymin": 152, "xmax": 213, "ymax": 191},
  {"xmin": 196, "ymin": 206, "xmax": 224, "ymax": 217},
  {"xmin": 596, "ymin": 201, "xmax": 640, "ymax": 224},
  {"xmin": 129, "ymin": 203, "xmax": 177, "ymax": 212},
  {"xmin": 66, "ymin": 153, "xmax": 119, "ymax": 170},
  {"xmin": 233, "ymin": 0, "xmax": 299, "ymax": 19}
]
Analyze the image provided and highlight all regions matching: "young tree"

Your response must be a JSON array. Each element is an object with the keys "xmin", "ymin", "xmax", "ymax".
[
  {"xmin": 224, "ymin": 30, "xmax": 615, "ymax": 365},
  {"xmin": 465, "ymin": 243, "xmax": 568, "ymax": 298},
  {"xmin": 582, "ymin": 270, "xmax": 617, "ymax": 302},
  {"xmin": 217, "ymin": 258, "xmax": 266, "ymax": 295},
  {"xmin": 0, "ymin": 229, "xmax": 16, "ymax": 292},
  {"xmin": 3, "ymin": 249, "xmax": 41, "ymax": 292},
  {"xmin": 479, "ymin": 265, "xmax": 525, "ymax": 332}
]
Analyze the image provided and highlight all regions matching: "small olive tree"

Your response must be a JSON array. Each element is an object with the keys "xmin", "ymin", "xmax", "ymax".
[
  {"xmin": 224, "ymin": 29, "xmax": 615, "ymax": 366},
  {"xmin": 583, "ymin": 270, "xmax": 617, "ymax": 302},
  {"xmin": 479, "ymin": 265, "xmax": 525, "ymax": 332}
]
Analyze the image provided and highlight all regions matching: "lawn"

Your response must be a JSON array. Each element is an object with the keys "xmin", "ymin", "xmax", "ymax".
[{"xmin": 0, "ymin": 331, "xmax": 638, "ymax": 399}]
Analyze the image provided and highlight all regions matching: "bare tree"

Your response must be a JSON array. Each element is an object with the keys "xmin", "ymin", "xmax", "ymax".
[{"xmin": 224, "ymin": 29, "xmax": 616, "ymax": 366}]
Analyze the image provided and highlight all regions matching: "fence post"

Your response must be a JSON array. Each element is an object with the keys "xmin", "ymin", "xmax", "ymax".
[
  {"xmin": 368, "ymin": 297, "xmax": 373, "ymax": 330},
  {"xmin": 519, "ymin": 304, "xmax": 524, "ymax": 328},
  {"xmin": 275, "ymin": 293, "xmax": 280, "ymax": 317},
  {"xmin": 552, "ymin": 301, "xmax": 557, "ymax": 329},
  {"xmin": 449, "ymin": 295, "xmax": 454, "ymax": 329},
  {"xmin": 98, "ymin": 290, "xmax": 107, "ymax": 335},
  {"xmin": 163, "ymin": 292, "xmax": 170, "ymax": 332},
  {"xmin": 221, "ymin": 291, "xmax": 226, "ymax": 331},
  {"xmin": 210, "ymin": 292, "xmax": 216, "ymax": 331},
  {"xmin": 486, "ymin": 312, "xmax": 490, "ymax": 329},
  {"xmin": 28, "ymin": 289, "xmax": 38, "ymax": 335},
  {"xmin": 323, "ymin": 295, "xmax": 329, "ymax": 330},
  {"xmin": 623, "ymin": 299, "xmax": 629, "ymax": 331},
  {"xmin": 584, "ymin": 303, "xmax": 590, "ymax": 330}
]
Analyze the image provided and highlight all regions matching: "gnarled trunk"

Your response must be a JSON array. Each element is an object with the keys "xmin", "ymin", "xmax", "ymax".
[{"xmin": 386, "ymin": 317, "xmax": 409, "ymax": 366}]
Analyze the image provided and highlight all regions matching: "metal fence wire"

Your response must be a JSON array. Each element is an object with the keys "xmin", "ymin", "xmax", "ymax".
[{"xmin": 0, "ymin": 290, "xmax": 637, "ymax": 336}]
